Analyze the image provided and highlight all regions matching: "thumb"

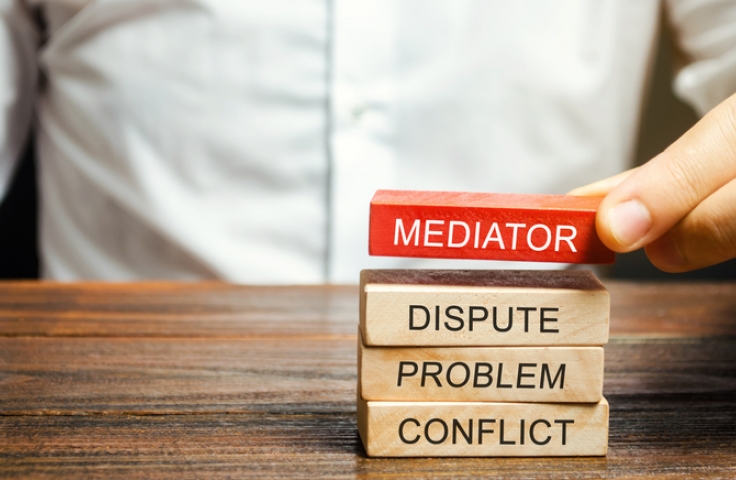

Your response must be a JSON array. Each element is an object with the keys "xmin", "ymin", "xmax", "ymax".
[{"xmin": 595, "ymin": 93, "xmax": 736, "ymax": 255}]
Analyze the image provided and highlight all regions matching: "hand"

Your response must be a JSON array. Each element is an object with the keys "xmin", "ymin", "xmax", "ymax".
[{"xmin": 569, "ymin": 92, "xmax": 736, "ymax": 272}]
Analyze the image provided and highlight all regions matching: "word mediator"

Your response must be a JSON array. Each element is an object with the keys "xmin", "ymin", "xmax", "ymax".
[{"xmin": 369, "ymin": 190, "xmax": 615, "ymax": 264}]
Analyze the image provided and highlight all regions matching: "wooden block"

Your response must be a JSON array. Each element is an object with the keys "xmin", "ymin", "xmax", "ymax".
[
  {"xmin": 357, "ymin": 397, "xmax": 609, "ymax": 457},
  {"xmin": 369, "ymin": 190, "xmax": 614, "ymax": 264},
  {"xmin": 360, "ymin": 269, "xmax": 609, "ymax": 346},
  {"xmin": 359, "ymin": 333, "xmax": 603, "ymax": 403}
]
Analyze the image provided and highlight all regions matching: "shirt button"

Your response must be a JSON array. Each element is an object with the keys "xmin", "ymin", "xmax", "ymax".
[{"xmin": 352, "ymin": 104, "xmax": 368, "ymax": 120}]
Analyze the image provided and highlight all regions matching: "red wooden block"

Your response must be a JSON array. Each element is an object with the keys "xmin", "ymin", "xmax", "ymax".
[{"xmin": 369, "ymin": 190, "xmax": 614, "ymax": 264}]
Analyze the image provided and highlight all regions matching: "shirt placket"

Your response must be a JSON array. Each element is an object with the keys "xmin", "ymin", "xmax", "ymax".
[{"xmin": 328, "ymin": 0, "xmax": 398, "ymax": 282}]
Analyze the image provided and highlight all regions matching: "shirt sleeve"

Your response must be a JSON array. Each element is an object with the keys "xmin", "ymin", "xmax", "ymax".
[
  {"xmin": 0, "ymin": 0, "xmax": 37, "ymax": 202},
  {"xmin": 668, "ymin": 0, "xmax": 736, "ymax": 115}
]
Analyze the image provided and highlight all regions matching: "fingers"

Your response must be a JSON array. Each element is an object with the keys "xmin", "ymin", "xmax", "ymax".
[
  {"xmin": 645, "ymin": 178, "xmax": 736, "ymax": 272},
  {"xmin": 596, "ymin": 93, "xmax": 736, "ymax": 253},
  {"xmin": 567, "ymin": 168, "xmax": 638, "ymax": 197}
]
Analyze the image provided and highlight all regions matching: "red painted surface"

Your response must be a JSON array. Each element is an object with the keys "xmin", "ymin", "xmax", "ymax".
[{"xmin": 369, "ymin": 190, "xmax": 614, "ymax": 264}]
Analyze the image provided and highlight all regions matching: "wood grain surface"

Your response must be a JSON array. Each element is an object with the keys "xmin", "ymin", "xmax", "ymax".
[{"xmin": 1, "ymin": 281, "xmax": 736, "ymax": 478}]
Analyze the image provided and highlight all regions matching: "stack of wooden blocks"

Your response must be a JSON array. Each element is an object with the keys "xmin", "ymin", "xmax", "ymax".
[{"xmin": 357, "ymin": 190, "xmax": 613, "ymax": 457}]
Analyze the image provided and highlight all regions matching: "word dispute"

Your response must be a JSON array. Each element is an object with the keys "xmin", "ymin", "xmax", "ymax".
[{"xmin": 409, "ymin": 305, "xmax": 559, "ymax": 333}]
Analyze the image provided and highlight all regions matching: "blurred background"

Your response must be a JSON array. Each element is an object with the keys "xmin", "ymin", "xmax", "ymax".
[{"xmin": 1, "ymin": 20, "xmax": 734, "ymax": 281}]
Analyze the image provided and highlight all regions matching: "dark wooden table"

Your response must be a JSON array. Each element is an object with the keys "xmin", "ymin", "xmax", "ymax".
[{"xmin": 1, "ymin": 281, "xmax": 735, "ymax": 478}]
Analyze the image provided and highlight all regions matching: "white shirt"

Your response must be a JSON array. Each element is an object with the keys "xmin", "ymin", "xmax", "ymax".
[{"xmin": 1, "ymin": 0, "xmax": 735, "ymax": 283}]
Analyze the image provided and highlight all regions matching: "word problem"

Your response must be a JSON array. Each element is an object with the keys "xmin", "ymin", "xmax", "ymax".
[{"xmin": 359, "ymin": 340, "xmax": 604, "ymax": 403}]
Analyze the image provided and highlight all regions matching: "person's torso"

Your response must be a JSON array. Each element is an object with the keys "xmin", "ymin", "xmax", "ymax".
[{"xmin": 30, "ymin": 0, "xmax": 660, "ymax": 282}]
